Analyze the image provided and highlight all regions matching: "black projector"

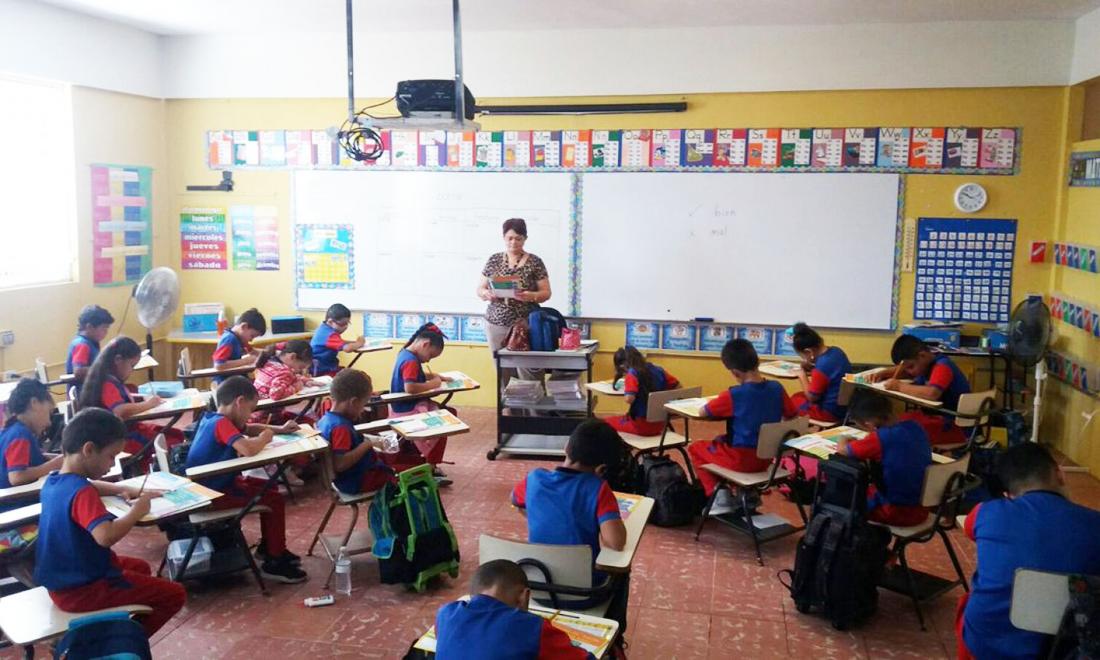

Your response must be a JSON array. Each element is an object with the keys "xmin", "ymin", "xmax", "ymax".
[{"xmin": 395, "ymin": 80, "xmax": 477, "ymax": 120}]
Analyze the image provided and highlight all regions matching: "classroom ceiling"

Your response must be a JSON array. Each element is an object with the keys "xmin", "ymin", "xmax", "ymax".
[{"xmin": 35, "ymin": 0, "xmax": 1100, "ymax": 35}]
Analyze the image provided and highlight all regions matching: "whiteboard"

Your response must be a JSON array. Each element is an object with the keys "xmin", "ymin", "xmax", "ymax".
[
  {"xmin": 294, "ymin": 170, "xmax": 574, "ymax": 315},
  {"xmin": 577, "ymin": 172, "xmax": 900, "ymax": 329}
]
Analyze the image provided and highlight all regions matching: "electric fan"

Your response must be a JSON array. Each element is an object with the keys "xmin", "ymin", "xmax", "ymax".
[
  {"xmin": 1006, "ymin": 298, "xmax": 1053, "ymax": 443},
  {"xmin": 132, "ymin": 267, "xmax": 181, "ymax": 373}
]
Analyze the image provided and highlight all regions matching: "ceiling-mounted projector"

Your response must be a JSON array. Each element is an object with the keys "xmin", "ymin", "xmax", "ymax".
[{"xmin": 396, "ymin": 80, "xmax": 477, "ymax": 120}]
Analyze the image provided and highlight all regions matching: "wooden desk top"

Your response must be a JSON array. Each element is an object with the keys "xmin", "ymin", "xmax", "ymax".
[
  {"xmin": 185, "ymin": 432, "xmax": 328, "ymax": 480},
  {"xmin": 585, "ymin": 381, "xmax": 623, "ymax": 396},
  {"xmin": 0, "ymin": 587, "xmax": 152, "ymax": 646},
  {"xmin": 596, "ymin": 493, "xmax": 653, "ymax": 572},
  {"xmin": 844, "ymin": 376, "xmax": 944, "ymax": 409},
  {"xmin": 355, "ymin": 410, "xmax": 470, "ymax": 441},
  {"xmin": 663, "ymin": 395, "xmax": 718, "ymax": 420},
  {"xmin": 127, "ymin": 392, "xmax": 213, "ymax": 422},
  {"xmin": 759, "ymin": 361, "xmax": 803, "ymax": 379},
  {"xmin": 254, "ymin": 382, "xmax": 331, "ymax": 412},
  {"xmin": 376, "ymin": 373, "xmax": 480, "ymax": 406},
  {"xmin": 180, "ymin": 364, "xmax": 256, "ymax": 381},
  {"xmin": 166, "ymin": 330, "xmax": 312, "ymax": 346},
  {"xmin": 355, "ymin": 342, "xmax": 393, "ymax": 354},
  {"xmin": 0, "ymin": 454, "xmax": 128, "ymax": 504}
]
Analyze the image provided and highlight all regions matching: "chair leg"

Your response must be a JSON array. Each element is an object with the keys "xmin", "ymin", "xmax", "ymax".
[
  {"xmin": 695, "ymin": 487, "xmax": 720, "ymax": 541},
  {"xmin": 896, "ymin": 542, "xmax": 927, "ymax": 631},
  {"xmin": 740, "ymin": 488, "xmax": 764, "ymax": 566},
  {"xmin": 238, "ymin": 527, "xmax": 269, "ymax": 596},
  {"xmin": 22, "ymin": 643, "xmax": 32, "ymax": 660},
  {"xmin": 676, "ymin": 446, "xmax": 698, "ymax": 483},
  {"xmin": 307, "ymin": 499, "xmax": 338, "ymax": 557},
  {"xmin": 279, "ymin": 471, "xmax": 297, "ymax": 504},
  {"xmin": 939, "ymin": 528, "xmax": 969, "ymax": 592}
]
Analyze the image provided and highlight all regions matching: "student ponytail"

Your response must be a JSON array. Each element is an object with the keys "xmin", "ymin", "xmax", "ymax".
[
  {"xmin": 791, "ymin": 322, "xmax": 824, "ymax": 353},
  {"xmin": 3, "ymin": 379, "xmax": 51, "ymax": 429},
  {"xmin": 255, "ymin": 344, "xmax": 279, "ymax": 369},
  {"xmin": 257, "ymin": 340, "xmax": 312, "ymax": 369},
  {"xmin": 78, "ymin": 336, "xmax": 141, "ymax": 412},
  {"xmin": 613, "ymin": 345, "xmax": 655, "ymax": 397},
  {"xmin": 403, "ymin": 323, "xmax": 445, "ymax": 350}
]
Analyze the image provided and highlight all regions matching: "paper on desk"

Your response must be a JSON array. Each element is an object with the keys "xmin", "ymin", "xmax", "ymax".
[
  {"xmin": 616, "ymin": 493, "xmax": 642, "ymax": 521},
  {"xmin": 438, "ymin": 371, "xmax": 476, "ymax": 390},
  {"xmin": 665, "ymin": 397, "xmax": 711, "ymax": 417},
  {"xmin": 103, "ymin": 480, "xmax": 219, "ymax": 522},
  {"xmin": 390, "ymin": 411, "xmax": 463, "ymax": 435},
  {"xmin": 760, "ymin": 361, "xmax": 802, "ymax": 378},
  {"xmin": 269, "ymin": 425, "xmax": 320, "ymax": 447},
  {"xmin": 135, "ymin": 350, "xmax": 159, "ymax": 370}
]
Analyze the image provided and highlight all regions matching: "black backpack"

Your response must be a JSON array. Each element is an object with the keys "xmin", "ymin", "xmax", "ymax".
[
  {"xmin": 780, "ymin": 455, "xmax": 891, "ymax": 630},
  {"xmin": 1049, "ymin": 574, "xmax": 1100, "ymax": 660},
  {"xmin": 639, "ymin": 455, "xmax": 704, "ymax": 527},
  {"xmin": 53, "ymin": 611, "xmax": 152, "ymax": 660}
]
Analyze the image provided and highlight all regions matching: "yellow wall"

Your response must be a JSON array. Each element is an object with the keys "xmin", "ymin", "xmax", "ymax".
[
  {"xmin": 0, "ymin": 86, "xmax": 171, "ymax": 381},
  {"xmin": 164, "ymin": 87, "xmax": 1069, "ymax": 413}
]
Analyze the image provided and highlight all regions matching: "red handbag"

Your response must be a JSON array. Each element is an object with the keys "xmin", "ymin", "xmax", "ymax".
[
  {"xmin": 559, "ymin": 327, "xmax": 582, "ymax": 351},
  {"xmin": 506, "ymin": 320, "xmax": 530, "ymax": 351}
]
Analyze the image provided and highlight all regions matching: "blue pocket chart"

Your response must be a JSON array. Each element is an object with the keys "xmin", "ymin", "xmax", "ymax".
[{"xmin": 914, "ymin": 218, "xmax": 1016, "ymax": 324}]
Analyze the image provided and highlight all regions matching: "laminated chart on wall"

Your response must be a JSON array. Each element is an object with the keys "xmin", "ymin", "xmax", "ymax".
[
  {"xmin": 90, "ymin": 164, "xmax": 152, "ymax": 287},
  {"xmin": 296, "ymin": 224, "xmax": 353, "ymax": 288},
  {"xmin": 180, "ymin": 208, "xmax": 228, "ymax": 271},
  {"xmin": 1069, "ymin": 151, "xmax": 1100, "ymax": 187},
  {"xmin": 914, "ymin": 218, "xmax": 1017, "ymax": 323},
  {"xmin": 230, "ymin": 205, "xmax": 280, "ymax": 271}
]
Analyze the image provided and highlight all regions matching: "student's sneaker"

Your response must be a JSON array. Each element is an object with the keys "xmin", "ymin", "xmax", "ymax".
[
  {"xmin": 255, "ymin": 541, "xmax": 301, "ymax": 566},
  {"xmin": 434, "ymin": 476, "xmax": 453, "ymax": 488},
  {"xmin": 708, "ymin": 489, "xmax": 735, "ymax": 517},
  {"xmin": 260, "ymin": 556, "xmax": 308, "ymax": 584}
]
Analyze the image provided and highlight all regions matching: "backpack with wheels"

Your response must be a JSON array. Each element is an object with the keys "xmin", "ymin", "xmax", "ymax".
[
  {"xmin": 780, "ymin": 454, "xmax": 890, "ymax": 630},
  {"xmin": 53, "ymin": 611, "xmax": 152, "ymax": 660},
  {"xmin": 369, "ymin": 464, "xmax": 460, "ymax": 592},
  {"xmin": 639, "ymin": 455, "xmax": 704, "ymax": 527},
  {"xmin": 527, "ymin": 307, "xmax": 567, "ymax": 352}
]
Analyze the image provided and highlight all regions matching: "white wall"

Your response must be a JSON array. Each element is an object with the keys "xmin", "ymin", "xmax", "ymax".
[
  {"xmin": 1072, "ymin": 5, "xmax": 1100, "ymax": 83},
  {"xmin": 0, "ymin": 0, "xmax": 161, "ymax": 97},
  {"xmin": 161, "ymin": 21, "xmax": 1075, "ymax": 98}
]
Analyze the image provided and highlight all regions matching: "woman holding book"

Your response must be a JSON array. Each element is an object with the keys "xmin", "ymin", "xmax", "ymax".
[{"xmin": 476, "ymin": 218, "xmax": 552, "ymax": 351}]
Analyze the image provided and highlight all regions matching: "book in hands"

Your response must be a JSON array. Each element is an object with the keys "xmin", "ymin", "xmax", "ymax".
[{"xmin": 489, "ymin": 276, "xmax": 520, "ymax": 299}]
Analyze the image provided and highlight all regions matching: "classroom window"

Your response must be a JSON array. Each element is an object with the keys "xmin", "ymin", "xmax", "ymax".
[{"xmin": 0, "ymin": 74, "xmax": 77, "ymax": 290}]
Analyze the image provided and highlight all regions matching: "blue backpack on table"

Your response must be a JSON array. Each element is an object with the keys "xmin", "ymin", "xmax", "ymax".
[{"xmin": 527, "ymin": 307, "xmax": 567, "ymax": 352}]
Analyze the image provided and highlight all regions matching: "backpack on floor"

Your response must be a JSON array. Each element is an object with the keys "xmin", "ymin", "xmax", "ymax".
[
  {"xmin": 369, "ymin": 464, "xmax": 460, "ymax": 592},
  {"xmin": 527, "ymin": 307, "xmax": 567, "ymax": 352},
  {"xmin": 1049, "ymin": 574, "xmax": 1100, "ymax": 660},
  {"xmin": 639, "ymin": 455, "xmax": 704, "ymax": 527},
  {"xmin": 779, "ymin": 454, "xmax": 890, "ymax": 630},
  {"xmin": 53, "ymin": 611, "xmax": 152, "ymax": 660}
]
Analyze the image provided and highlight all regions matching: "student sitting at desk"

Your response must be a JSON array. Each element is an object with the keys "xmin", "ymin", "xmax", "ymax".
[
  {"xmin": 687, "ymin": 339, "xmax": 797, "ymax": 512},
  {"xmin": 212, "ymin": 307, "xmax": 266, "ymax": 384},
  {"xmin": 184, "ymin": 376, "xmax": 306, "ymax": 584},
  {"xmin": 958, "ymin": 443, "xmax": 1100, "ymax": 660},
  {"xmin": 0, "ymin": 380, "xmax": 63, "ymax": 506},
  {"xmin": 511, "ymin": 420, "xmax": 627, "ymax": 627},
  {"xmin": 605, "ymin": 345, "xmax": 681, "ymax": 436},
  {"xmin": 310, "ymin": 303, "xmax": 365, "ymax": 377},
  {"xmin": 836, "ymin": 392, "xmax": 931, "ymax": 526},
  {"xmin": 788, "ymin": 322, "xmax": 852, "ymax": 424},
  {"xmin": 35, "ymin": 408, "xmax": 186, "ymax": 637},
  {"xmin": 434, "ymin": 559, "xmax": 593, "ymax": 660},
  {"xmin": 66, "ymin": 304, "xmax": 114, "ymax": 386},
  {"xmin": 874, "ymin": 335, "xmax": 972, "ymax": 446},
  {"xmin": 391, "ymin": 323, "xmax": 453, "ymax": 482}
]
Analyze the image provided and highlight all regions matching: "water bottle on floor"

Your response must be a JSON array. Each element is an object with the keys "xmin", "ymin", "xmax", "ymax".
[{"xmin": 334, "ymin": 546, "xmax": 352, "ymax": 596}]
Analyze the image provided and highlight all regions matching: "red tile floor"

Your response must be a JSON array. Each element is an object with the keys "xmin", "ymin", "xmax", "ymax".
[{"xmin": 12, "ymin": 407, "xmax": 1100, "ymax": 659}]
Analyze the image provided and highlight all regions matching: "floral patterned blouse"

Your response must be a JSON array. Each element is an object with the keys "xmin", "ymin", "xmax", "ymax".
[{"xmin": 481, "ymin": 252, "xmax": 549, "ymax": 326}]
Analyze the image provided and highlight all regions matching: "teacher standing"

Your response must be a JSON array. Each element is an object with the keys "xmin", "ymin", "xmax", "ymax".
[{"xmin": 476, "ymin": 218, "xmax": 552, "ymax": 355}]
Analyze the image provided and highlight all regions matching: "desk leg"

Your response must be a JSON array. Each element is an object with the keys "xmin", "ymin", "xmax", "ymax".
[
  {"xmin": 346, "ymin": 352, "xmax": 363, "ymax": 370},
  {"xmin": 121, "ymin": 412, "xmax": 184, "ymax": 476}
]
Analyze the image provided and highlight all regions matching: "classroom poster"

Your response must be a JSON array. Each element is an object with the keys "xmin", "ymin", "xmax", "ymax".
[
  {"xmin": 944, "ymin": 128, "xmax": 980, "ymax": 168},
  {"xmin": 714, "ymin": 129, "xmax": 747, "ymax": 167},
  {"xmin": 459, "ymin": 316, "xmax": 488, "ymax": 343},
  {"xmin": 259, "ymin": 130, "xmax": 286, "ymax": 166},
  {"xmin": 980, "ymin": 129, "xmax": 1017, "ymax": 169},
  {"xmin": 284, "ymin": 130, "xmax": 314, "ymax": 167},
  {"xmin": 876, "ymin": 128, "xmax": 910, "ymax": 168},
  {"xmin": 620, "ymin": 130, "xmax": 652, "ymax": 167},
  {"xmin": 624, "ymin": 321, "xmax": 660, "ymax": 349},
  {"xmin": 311, "ymin": 129, "xmax": 341, "ymax": 167},
  {"xmin": 561, "ymin": 130, "xmax": 592, "ymax": 168},
  {"xmin": 419, "ymin": 130, "xmax": 447, "ymax": 167},
  {"xmin": 233, "ymin": 131, "xmax": 260, "ymax": 166},
  {"xmin": 476, "ymin": 131, "xmax": 503, "ymax": 168},
  {"xmin": 207, "ymin": 131, "xmax": 234, "ymax": 168},
  {"xmin": 660, "ymin": 324, "xmax": 698, "ymax": 351},
  {"xmin": 737, "ymin": 327, "xmax": 774, "ymax": 355},
  {"xmin": 446, "ymin": 131, "xmax": 476, "ymax": 167},
  {"xmin": 90, "ymin": 164, "xmax": 153, "ymax": 287},
  {"xmin": 1069, "ymin": 151, "xmax": 1100, "ymax": 187},
  {"xmin": 229, "ymin": 205, "xmax": 279, "ymax": 271},
  {"xmin": 295, "ymin": 224, "xmax": 353, "ymax": 288},
  {"xmin": 179, "ymin": 207, "xmax": 228, "ymax": 271},
  {"xmin": 503, "ymin": 131, "xmax": 533, "ymax": 168},
  {"xmin": 780, "ymin": 129, "xmax": 812, "ymax": 167},
  {"xmin": 650, "ymin": 130, "xmax": 682, "ymax": 168},
  {"xmin": 909, "ymin": 128, "xmax": 946, "ymax": 169},
  {"xmin": 811, "ymin": 129, "xmax": 844, "ymax": 168},
  {"xmin": 914, "ymin": 218, "xmax": 1016, "ymax": 323},
  {"xmin": 427, "ymin": 314, "xmax": 459, "ymax": 339},
  {"xmin": 747, "ymin": 129, "xmax": 780, "ymax": 167},
  {"xmin": 390, "ymin": 130, "xmax": 420, "ymax": 167},
  {"xmin": 843, "ymin": 128, "xmax": 878, "ymax": 166},
  {"xmin": 773, "ymin": 328, "xmax": 799, "ymax": 357},
  {"xmin": 396, "ymin": 314, "xmax": 426, "ymax": 339},
  {"xmin": 532, "ymin": 131, "xmax": 562, "ymax": 168},
  {"xmin": 681, "ymin": 129, "xmax": 714, "ymax": 167},
  {"xmin": 591, "ymin": 130, "xmax": 621, "ymax": 168},
  {"xmin": 363, "ymin": 313, "xmax": 395, "ymax": 339},
  {"xmin": 699, "ymin": 325, "xmax": 735, "ymax": 352}
]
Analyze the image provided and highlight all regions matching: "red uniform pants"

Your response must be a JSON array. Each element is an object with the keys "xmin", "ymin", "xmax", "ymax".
[{"xmin": 49, "ymin": 556, "xmax": 186, "ymax": 637}]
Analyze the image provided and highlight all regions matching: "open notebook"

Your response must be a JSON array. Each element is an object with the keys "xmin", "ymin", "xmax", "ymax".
[{"xmin": 102, "ymin": 472, "xmax": 220, "ymax": 523}]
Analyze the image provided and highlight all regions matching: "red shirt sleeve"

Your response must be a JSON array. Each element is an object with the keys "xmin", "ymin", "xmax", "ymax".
[
  {"xmin": 325, "ymin": 331, "xmax": 346, "ymax": 350},
  {"xmin": 703, "ymin": 390, "xmax": 734, "ymax": 418},
  {"xmin": 70, "ymin": 343, "xmax": 92, "ymax": 369},
  {"xmin": 927, "ymin": 363, "xmax": 954, "ymax": 392},
  {"xmin": 100, "ymin": 382, "xmax": 126, "ymax": 411},
  {"xmin": 780, "ymin": 390, "xmax": 797, "ymax": 419},
  {"xmin": 845, "ymin": 431, "xmax": 883, "ymax": 461},
  {"xmin": 622, "ymin": 372, "xmax": 640, "ymax": 396},
  {"xmin": 511, "ymin": 476, "xmax": 527, "ymax": 508},
  {"xmin": 329, "ymin": 425, "xmax": 354, "ymax": 453},
  {"xmin": 538, "ymin": 619, "xmax": 592, "ymax": 660},
  {"xmin": 595, "ymin": 482, "xmax": 621, "ymax": 525},
  {"xmin": 212, "ymin": 343, "xmax": 233, "ymax": 363},
  {"xmin": 807, "ymin": 368, "xmax": 830, "ymax": 399},
  {"xmin": 4, "ymin": 438, "xmax": 32, "ymax": 472},
  {"xmin": 665, "ymin": 371, "xmax": 681, "ymax": 389},
  {"xmin": 964, "ymin": 503, "xmax": 981, "ymax": 541},
  {"xmin": 400, "ymin": 360, "xmax": 422, "ymax": 382},
  {"xmin": 214, "ymin": 417, "xmax": 244, "ymax": 447},
  {"xmin": 71, "ymin": 485, "xmax": 113, "ymax": 532}
]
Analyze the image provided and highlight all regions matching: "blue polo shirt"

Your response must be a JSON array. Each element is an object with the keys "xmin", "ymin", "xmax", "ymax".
[
  {"xmin": 184, "ymin": 413, "xmax": 245, "ymax": 492},
  {"xmin": 211, "ymin": 331, "xmax": 246, "ymax": 384},
  {"xmin": 310, "ymin": 324, "xmax": 346, "ymax": 375},
  {"xmin": 35, "ymin": 472, "xmax": 119, "ymax": 591},
  {"xmin": 435, "ymin": 594, "xmax": 594, "ymax": 660},
  {"xmin": 391, "ymin": 349, "xmax": 426, "ymax": 414},
  {"xmin": 914, "ymin": 355, "xmax": 971, "ymax": 412},
  {"xmin": 0, "ymin": 421, "xmax": 48, "ymax": 512},
  {"xmin": 703, "ymin": 380, "xmax": 795, "ymax": 449},
  {"xmin": 845, "ymin": 420, "xmax": 931, "ymax": 508},
  {"xmin": 65, "ymin": 335, "xmax": 100, "ymax": 375},
  {"xmin": 318, "ymin": 411, "xmax": 390, "ymax": 494},
  {"xmin": 806, "ymin": 346, "xmax": 853, "ymax": 419},
  {"xmin": 963, "ymin": 491, "xmax": 1100, "ymax": 659},
  {"xmin": 624, "ymin": 364, "xmax": 678, "ymax": 420}
]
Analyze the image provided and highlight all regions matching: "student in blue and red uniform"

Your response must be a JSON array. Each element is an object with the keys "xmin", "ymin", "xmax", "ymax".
[
  {"xmin": 435, "ymin": 559, "xmax": 593, "ymax": 660},
  {"xmin": 957, "ymin": 443, "xmax": 1100, "ymax": 660},
  {"xmin": 0, "ymin": 379, "xmax": 63, "ymax": 507},
  {"xmin": 836, "ymin": 392, "xmax": 931, "ymax": 526},
  {"xmin": 875, "ymin": 335, "xmax": 972, "ymax": 446},
  {"xmin": 35, "ymin": 408, "xmax": 186, "ymax": 637},
  {"xmin": 212, "ymin": 307, "xmax": 266, "ymax": 384},
  {"xmin": 66, "ymin": 304, "xmax": 114, "ymax": 384},
  {"xmin": 185, "ymin": 376, "xmax": 306, "ymax": 584},
  {"xmin": 310, "ymin": 303, "xmax": 365, "ymax": 377},
  {"xmin": 788, "ymin": 322, "xmax": 852, "ymax": 424},
  {"xmin": 605, "ymin": 345, "xmax": 681, "ymax": 436},
  {"xmin": 687, "ymin": 338, "xmax": 798, "ymax": 501},
  {"xmin": 391, "ymin": 323, "xmax": 453, "ymax": 477},
  {"xmin": 78, "ymin": 336, "xmax": 166, "ymax": 460}
]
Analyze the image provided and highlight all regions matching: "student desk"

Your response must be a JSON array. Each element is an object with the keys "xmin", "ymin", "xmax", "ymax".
[
  {"xmin": 597, "ymin": 493, "xmax": 654, "ymax": 573},
  {"xmin": 759, "ymin": 361, "xmax": 804, "ymax": 379},
  {"xmin": 0, "ymin": 454, "xmax": 129, "ymax": 508},
  {"xmin": 345, "ymin": 340, "xmax": 394, "ymax": 369},
  {"xmin": 254, "ymin": 382, "xmax": 332, "ymax": 420},
  {"xmin": 127, "ymin": 391, "xmax": 212, "ymax": 425},
  {"xmin": 0, "ymin": 487, "xmax": 215, "ymax": 532},
  {"xmin": 490, "ymin": 342, "xmax": 598, "ymax": 461},
  {"xmin": 661, "ymin": 395, "xmax": 717, "ymax": 444},
  {"xmin": 0, "ymin": 382, "xmax": 16, "ymax": 406},
  {"xmin": 165, "ymin": 330, "xmax": 312, "ymax": 383},
  {"xmin": 784, "ymin": 426, "xmax": 954, "ymax": 463},
  {"xmin": 0, "ymin": 586, "xmax": 152, "ymax": 655},
  {"xmin": 844, "ymin": 373, "xmax": 945, "ymax": 411},
  {"xmin": 585, "ymin": 381, "xmax": 622, "ymax": 396},
  {"xmin": 355, "ymin": 410, "xmax": 471, "ymax": 441},
  {"xmin": 371, "ymin": 372, "xmax": 481, "ymax": 412},
  {"xmin": 53, "ymin": 354, "xmax": 159, "ymax": 388},
  {"xmin": 178, "ymin": 364, "xmax": 255, "ymax": 384}
]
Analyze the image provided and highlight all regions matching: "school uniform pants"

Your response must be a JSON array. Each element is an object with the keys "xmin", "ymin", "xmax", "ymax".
[
  {"xmin": 210, "ymin": 476, "xmax": 288, "ymax": 556},
  {"xmin": 49, "ymin": 555, "xmax": 186, "ymax": 637},
  {"xmin": 954, "ymin": 593, "xmax": 975, "ymax": 660},
  {"xmin": 789, "ymin": 392, "xmax": 840, "ymax": 424},
  {"xmin": 604, "ymin": 415, "xmax": 665, "ymax": 437},
  {"xmin": 900, "ymin": 410, "xmax": 968, "ymax": 447},
  {"xmin": 687, "ymin": 438, "xmax": 772, "ymax": 496}
]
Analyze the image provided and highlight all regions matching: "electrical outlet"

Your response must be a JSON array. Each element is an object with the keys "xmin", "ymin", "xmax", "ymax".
[{"xmin": 0, "ymin": 330, "xmax": 12, "ymax": 347}]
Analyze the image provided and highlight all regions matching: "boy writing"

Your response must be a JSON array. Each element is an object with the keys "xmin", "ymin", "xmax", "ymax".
[
  {"xmin": 875, "ymin": 334, "xmax": 972, "ymax": 446},
  {"xmin": 310, "ymin": 303, "xmax": 366, "ymax": 376},
  {"xmin": 213, "ymin": 308, "xmax": 266, "ymax": 384},
  {"xmin": 318, "ymin": 369, "xmax": 402, "ymax": 494}
]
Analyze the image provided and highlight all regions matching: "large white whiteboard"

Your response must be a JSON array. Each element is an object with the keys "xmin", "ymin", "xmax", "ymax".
[
  {"xmin": 577, "ymin": 172, "xmax": 900, "ymax": 329},
  {"xmin": 294, "ymin": 170, "xmax": 573, "ymax": 315}
]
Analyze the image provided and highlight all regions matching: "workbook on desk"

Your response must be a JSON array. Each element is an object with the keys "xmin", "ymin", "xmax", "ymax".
[
  {"xmin": 146, "ymin": 390, "xmax": 212, "ymax": 414},
  {"xmin": 664, "ymin": 396, "xmax": 713, "ymax": 417},
  {"xmin": 437, "ymin": 371, "xmax": 477, "ymax": 390},
  {"xmin": 300, "ymin": 375, "xmax": 333, "ymax": 394},
  {"xmin": 268, "ymin": 425, "xmax": 320, "ymax": 447},
  {"xmin": 389, "ymin": 411, "xmax": 464, "ymax": 435},
  {"xmin": 847, "ymin": 367, "xmax": 891, "ymax": 385},
  {"xmin": 103, "ymin": 472, "xmax": 220, "ymax": 522},
  {"xmin": 759, "ymin": 361, "xmax": 803, "ymax": 378},
  {"xmin": 616, "ymin": 493, "xmax": 643, "ymax": 521},
  {"xmin": 786, "ymin": 426, "xmax": 868, "ymax": 459}
]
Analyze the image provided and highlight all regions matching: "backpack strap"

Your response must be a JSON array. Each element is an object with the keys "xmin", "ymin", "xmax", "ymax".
[
  {"xmin": 369, "ymin": 483, "xmax": 398, "ymax": 559},
  {"xmin": 815, "ymin": 516, "xmax": 846, "ymax": 603}
]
